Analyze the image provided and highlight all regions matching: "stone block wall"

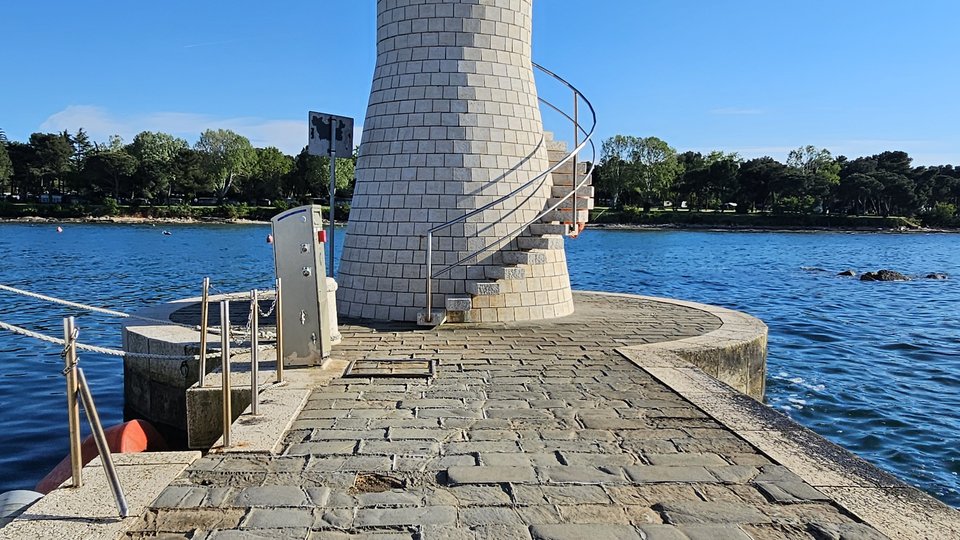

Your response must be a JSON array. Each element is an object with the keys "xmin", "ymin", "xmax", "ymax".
[{"xmin": 337, "ymin": 0, "xmax": 574, "ymax": 322}]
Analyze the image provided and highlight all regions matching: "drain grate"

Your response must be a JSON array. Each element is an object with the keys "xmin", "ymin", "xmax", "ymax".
[{"xmin": 343, "ymin": 358, "xmax": 437, "ymax": 378}]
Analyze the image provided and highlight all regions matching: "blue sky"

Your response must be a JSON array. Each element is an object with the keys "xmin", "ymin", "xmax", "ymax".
[{"xmin": 2, "ymin": 1, "xmax": 958, "ymax": 165}]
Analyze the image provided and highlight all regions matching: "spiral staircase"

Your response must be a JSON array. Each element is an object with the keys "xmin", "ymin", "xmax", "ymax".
[{"xmin": 421, "ymin": 64, "xmax": 597, "ymax": 325}]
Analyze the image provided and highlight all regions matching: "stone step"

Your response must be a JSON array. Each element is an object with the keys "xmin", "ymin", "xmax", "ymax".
[
  {"xmin": 518, "ymin": 235, "xmax": 564, "ymax": 250},
  {"xmin": 551, "ymin": 185, "xmax": 594, "ymax": 198},
  {"xmin": 529, "ymin": 223, "xmax": 568, "ymax": 235},
  {"xmin": 542, "ymin": 208, "xmax": 589, "ymax": 224},
  {"xmin": 444, "ymin": 297, "xmax": 473, "ymax": 323},
  {"xmin": 551, "ymin": 171, "xmax": 593, "ymax": 186},
  {"xmin": 502, "ymin": 250, "xmax": 548, "ymax": 265},
  {"xmin": 467, "ymin": 281, "xmax": 501, "ymax": 296},
  {"xmin": 484, "ymin": 265, "xmax": 526, "ymax": 280},
  {"xmin": 548, "ymin": 196, "xmax": 595, "ymax": 210},
  {"xmin": 545, "ymin": 140, "xmax": 567, "ymax": 152},
  {"xmin": 549, "ymin": 161, "xmax": 590, "ymax": 176}
]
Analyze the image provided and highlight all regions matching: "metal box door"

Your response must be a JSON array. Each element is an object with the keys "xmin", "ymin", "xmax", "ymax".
[{"xmin": 271, "ymin": 205, "xmax": 330, "ymax": 365}]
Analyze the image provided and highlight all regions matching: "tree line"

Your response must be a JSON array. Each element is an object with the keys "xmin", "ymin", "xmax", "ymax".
[
  {"xmin": 594, "ymin": 135, "xmax": 960, "ymax": 224},
  {"xmin": 0, "ymin": 127, "xmax": 356, "ymax": 207}
]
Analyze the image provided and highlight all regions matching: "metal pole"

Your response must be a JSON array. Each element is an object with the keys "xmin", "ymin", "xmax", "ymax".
[
  {"xmin": 275, "ymin": 278, "xmax": 284, "ymax": 384},
  {"xmin": 572, "ymin": 89, "xmax": 579, "ymax": 234},
  {"xmin": 425, "ymin": 233, "xmax": 433, "ymax": 322},
  {"xmin": 220, "ymin": 300, "xmax": 232, "ymax": 448},
  {"xmin": 76, "ymin": 368, "xmax": 128, "ymax": 517},
  {"xmin": 63, "ymin": 317, "xmax": 82, "ymax": 488},
  {"xmin": 198, "ymin": 277, "xmax": 210, "ymax": 388},
  {"xmin": 328, "ymin": 118, "xmax": 337, "ymax": 278},
  {"xmin": 250, "ymin": 289, "xmax": 259, "ymax": 415}
]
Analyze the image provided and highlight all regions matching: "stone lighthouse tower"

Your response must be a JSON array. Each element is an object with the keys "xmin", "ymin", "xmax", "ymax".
[{"xmin": 336, "ymin": 0, "xmax": 581, "ymax": 323}]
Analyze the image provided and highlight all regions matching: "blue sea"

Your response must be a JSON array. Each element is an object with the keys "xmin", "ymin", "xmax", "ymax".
[{"xmin": 0, "ymin": 223, "xmax": 957, "ymax": 507}]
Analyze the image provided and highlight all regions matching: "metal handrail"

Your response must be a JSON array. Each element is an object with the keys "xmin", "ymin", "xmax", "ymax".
[{"xmin": 422, "ymin": 63, "xmax": 598, "ymax": 320}]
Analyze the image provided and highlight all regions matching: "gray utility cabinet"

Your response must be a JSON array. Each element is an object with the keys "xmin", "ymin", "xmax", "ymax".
[{"xmin": 271, "ymin": 205, "xmax": 331, "ymax": 366}]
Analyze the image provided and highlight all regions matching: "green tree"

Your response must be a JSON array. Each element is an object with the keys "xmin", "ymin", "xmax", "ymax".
[
  {"xmin": 736, "ymin": 157, "xmax": 786, "ymax": 212},
  {"xmin": 0, "ymin": 143, "xmax": 12, "ymax": 194},
  {"xmin": 632, "ymin": 136, "xmax": 680, "ymax": 211},
  {"xmin": 598, "ymin": 135, "xmax": 641, "ymax": 209},
  {"xmin": 29, "ymin": 132, "xmax": 74, "ymax": 193},
  {"xmin": 127, "ymin": 131, "xmax": 188, "ymax": 201},
  {"xmin": 787, "ymin": 145, "xmax": 840, "ymax": 211},
  {"xmin": 247, "ymin": 146, "xmax": 294, "ymax": 201},
  {"xmin": 82, "ymin": 150, "xmax": 138, "ymax": 200},
  {"xmin": 195, "ymin": 129, "xmax": 255, "ymax": 201}
]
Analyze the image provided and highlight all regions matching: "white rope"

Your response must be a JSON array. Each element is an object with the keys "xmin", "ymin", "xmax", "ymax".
[
  {"xmin": 0, "ymin": 320, "xmax": 272, "ymax": 362},
  {"xmin": 0, "ymin": 284, "xmax": 129, "ymax": 317}
]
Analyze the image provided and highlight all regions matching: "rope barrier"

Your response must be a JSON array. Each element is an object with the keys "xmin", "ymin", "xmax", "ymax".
[{"xmin": 0, "ymin": 320, "xmax": 272, "ymax": 362}]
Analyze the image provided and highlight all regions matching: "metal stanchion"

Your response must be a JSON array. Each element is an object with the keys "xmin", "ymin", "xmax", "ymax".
[
  {"xmin": 76, "ymin": 368, "xmax": 128, "ymax": 517},
  {"xmin": 198, "ymin": 277, "xmax": 210, "ymax": 387},
  {"xmin": 63, "ymin": 317, "xmax": 83, "ymax": 488},
  {"xmin": 250, "ymin": 289, "xmax": 259, "ymax": 415},
  {"xmin": 220, "ymin": 300, "xmax": 232, "ymax": 448},
  {"xmin": 275, "ymin": 278, "xmax": 284, "ymax": 384}
]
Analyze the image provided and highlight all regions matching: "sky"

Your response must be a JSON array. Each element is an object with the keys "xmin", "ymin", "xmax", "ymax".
[{"xmin": 2, "ymin": 0, "xmax": 958, "ymax": 166}]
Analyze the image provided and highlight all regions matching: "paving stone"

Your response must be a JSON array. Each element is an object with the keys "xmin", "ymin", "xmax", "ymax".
[
  {"xmin": 537, "ymin": 466, "xmax": 625, "ymax": 484},
  {"xmin": 635, "ymin": 524, "xmax": 693, "ymax": 540},
  {"xmin": 354, "ymin": 505, "xmax": 457, "ymax": 527},
  {"xmin": 528, "ymin": 523, "xmax": 642, "ymax": 540},
  {"xmin": 678, "ymin": 524, "xmax": 754, "ymax": 540},
  {"xmin": 756, "ymin": 482, "xmax": 830, "ymax": 504},
  {"xmin": 209, "ymin": 528, "xmax": 311, "ymax": 539},
  {"xmin": 540, "ymin": 485, "xmax": 611, "ymax": 504},
  {"xmin": 624, "ymin": 466, "xmax": 716, "ymax": 484},
  {"xmin": 232, "ymin": 486, "xmax": 308, "ymax": 507},
  {"xmin": 242, "ymin": 507, "xmax": 313, "ymax": 528},
  {"xmin": 471, "ymin": 524, "xmax": 534, "ymax": 540},
  {"xmin": 359, "ymin": 440, "xmax": 440, "ymax": 456},
  {"xmin": 356, "ymin": 490, "xmax": 423, "ymax": 508},
  {"xmin": 646, "ymin": 453, "xmax": 728, "ymax": 467},
  {"xmin": 653, "ymin": 501, "xmax": 771, "ymax": 524},
  {"xmin": 446, "ymin": 465, "xmax": 536, "ymax": 485},
  {"xmin": 459, "ymin": 506, "xmax": 525, "ymax": 526},
  {"xmin": 286, "ymin": 441, "xmax": 358, "ymax": 456}
]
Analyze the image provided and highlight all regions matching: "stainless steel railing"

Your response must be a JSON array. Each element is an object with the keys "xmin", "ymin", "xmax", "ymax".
[{"xmin": 422, "ymin": 63, "xmax": 598, "ymax": 321}]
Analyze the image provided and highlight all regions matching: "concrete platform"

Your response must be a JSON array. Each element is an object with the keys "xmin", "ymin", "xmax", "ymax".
[{"xmin": 12, "ymin": 291, "xmax": 958, "ymax": 538}]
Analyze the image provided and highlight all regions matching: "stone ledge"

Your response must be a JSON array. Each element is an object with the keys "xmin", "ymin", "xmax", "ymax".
[
  {"xmin": 2, "ymin": 451, "xmax": 199, "ymax": 540},
  {"xmin": 630, "ymin": 349, "xmax": 960, "ymax": 539},
  {"xmin": 575, "ymin": 290, "xmax": 767, "ymax": 400}
]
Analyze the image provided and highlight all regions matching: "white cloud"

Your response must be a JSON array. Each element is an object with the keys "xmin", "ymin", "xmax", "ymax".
[{"xmin": 39, "ymin": 105, "xmax": 365, "ymax": 156}]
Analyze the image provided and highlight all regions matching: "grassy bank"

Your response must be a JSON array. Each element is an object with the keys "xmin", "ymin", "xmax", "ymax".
[
  {"xmin": 0, "ymin": 201, "xmax": 351, "ymax": 223},
  {"xmin": 588, "ymin": 207, "xmax": 934, "ymax": 230}
]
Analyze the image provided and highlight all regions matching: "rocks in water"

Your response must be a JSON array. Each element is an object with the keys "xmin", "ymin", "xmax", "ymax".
[
  {"xmin": 926, "ymin": 273, "xmax": 948, "ymax": 280},
  {"xmin": 860, "ymin": 269, "xmax": 910, "ymax": 282},
  {"xmin": 837, "ymin": 270, "xmax": 856, "ymax": 277}
]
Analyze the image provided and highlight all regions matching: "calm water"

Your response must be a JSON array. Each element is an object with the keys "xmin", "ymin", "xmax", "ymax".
[{"xmin": 0, "ymin": 224, "xmax": 957, "ymax": 507}]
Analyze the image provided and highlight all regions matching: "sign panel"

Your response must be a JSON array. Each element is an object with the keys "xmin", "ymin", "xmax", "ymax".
[{"xmin": 308, "ymin": 111, "xmax": 354, "ymax": 157}]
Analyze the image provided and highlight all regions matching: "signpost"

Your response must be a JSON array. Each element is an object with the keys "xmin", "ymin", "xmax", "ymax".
[{"xmin": 308, "ymin": 111, "xmax": 354, "ymax": 277}]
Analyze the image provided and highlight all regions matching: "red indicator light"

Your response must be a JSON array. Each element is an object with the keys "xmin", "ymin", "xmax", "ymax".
[{"xmin": 317, "ymin": 230, "xmax": 327, "ymax": 243}]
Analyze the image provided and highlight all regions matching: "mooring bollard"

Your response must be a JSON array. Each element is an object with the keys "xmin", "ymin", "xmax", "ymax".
[
  {"xmin": 198, "ymin": 277, "xmax": 210, "ymax": 387},
  {"xmin": 250, "ymin": 289, "xmax": 259, "ymax": 415},
  {"xmin": 77, "ymin": 368, "xmax": 128, "ymax": 517},
  {"xmin": 220, "ymin": 300, "xmax": 232, "ymax": 447},
  {"xmin": 275, "ymin": 278, "xmax": 284, "ymax": 384},
  {"xmin": 62, "ymin": 316, "xmax": 82, "ymax": 488}
]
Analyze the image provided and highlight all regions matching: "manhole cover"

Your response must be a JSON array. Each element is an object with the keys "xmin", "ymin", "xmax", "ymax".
[
  {"xmin": 353, "ymin": 473, "xmax": 406, "ymax": 493},
  {"xmin": 343, "ymin": 358, "xmax": 436, "ymax": 378}
]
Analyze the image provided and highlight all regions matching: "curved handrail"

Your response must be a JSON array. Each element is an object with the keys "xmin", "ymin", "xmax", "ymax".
[{"xmin": 422, "ymin": 63, "xmax": 597, "ymax": 319}]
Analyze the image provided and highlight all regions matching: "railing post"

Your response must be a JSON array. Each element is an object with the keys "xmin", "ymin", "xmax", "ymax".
[
  {"xmin": 275, "ymin": 278, "xmax": 284, "ymax": 384},
  {"xmin": 572, "ymin": 88, "xmax": 579, "ymax": 234},
  {"xmin": 250, "ymin": 289, "xmax": 259, "ymax": 415},
  {"xmin": 62, "ymin": 316, "xmax": 82, "ymax": 488},
  {"xmin": 425, "ymin": 232, "xmax": 433, "ymax": 322},
  {"xmin": 220, "ymin": 300, "xmax": 232, "ymax": 448},
  {"xmin": 76, "ymin": 368, "xmax": 128, "ymax": 517},
  {"xmin": 198, "ymin": 277, "xmax": 210, "ymax": 388}
]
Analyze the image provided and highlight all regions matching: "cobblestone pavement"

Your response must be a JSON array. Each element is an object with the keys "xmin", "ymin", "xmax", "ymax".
[{"xmin": 128, "ymin": 293, "xmax": 886, "ymax": 539}]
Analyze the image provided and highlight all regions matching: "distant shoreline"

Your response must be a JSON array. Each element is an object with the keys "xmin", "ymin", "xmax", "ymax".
[{"xmin": 2, "ymin": 215, "xmax": 957, "ymax": 233}]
